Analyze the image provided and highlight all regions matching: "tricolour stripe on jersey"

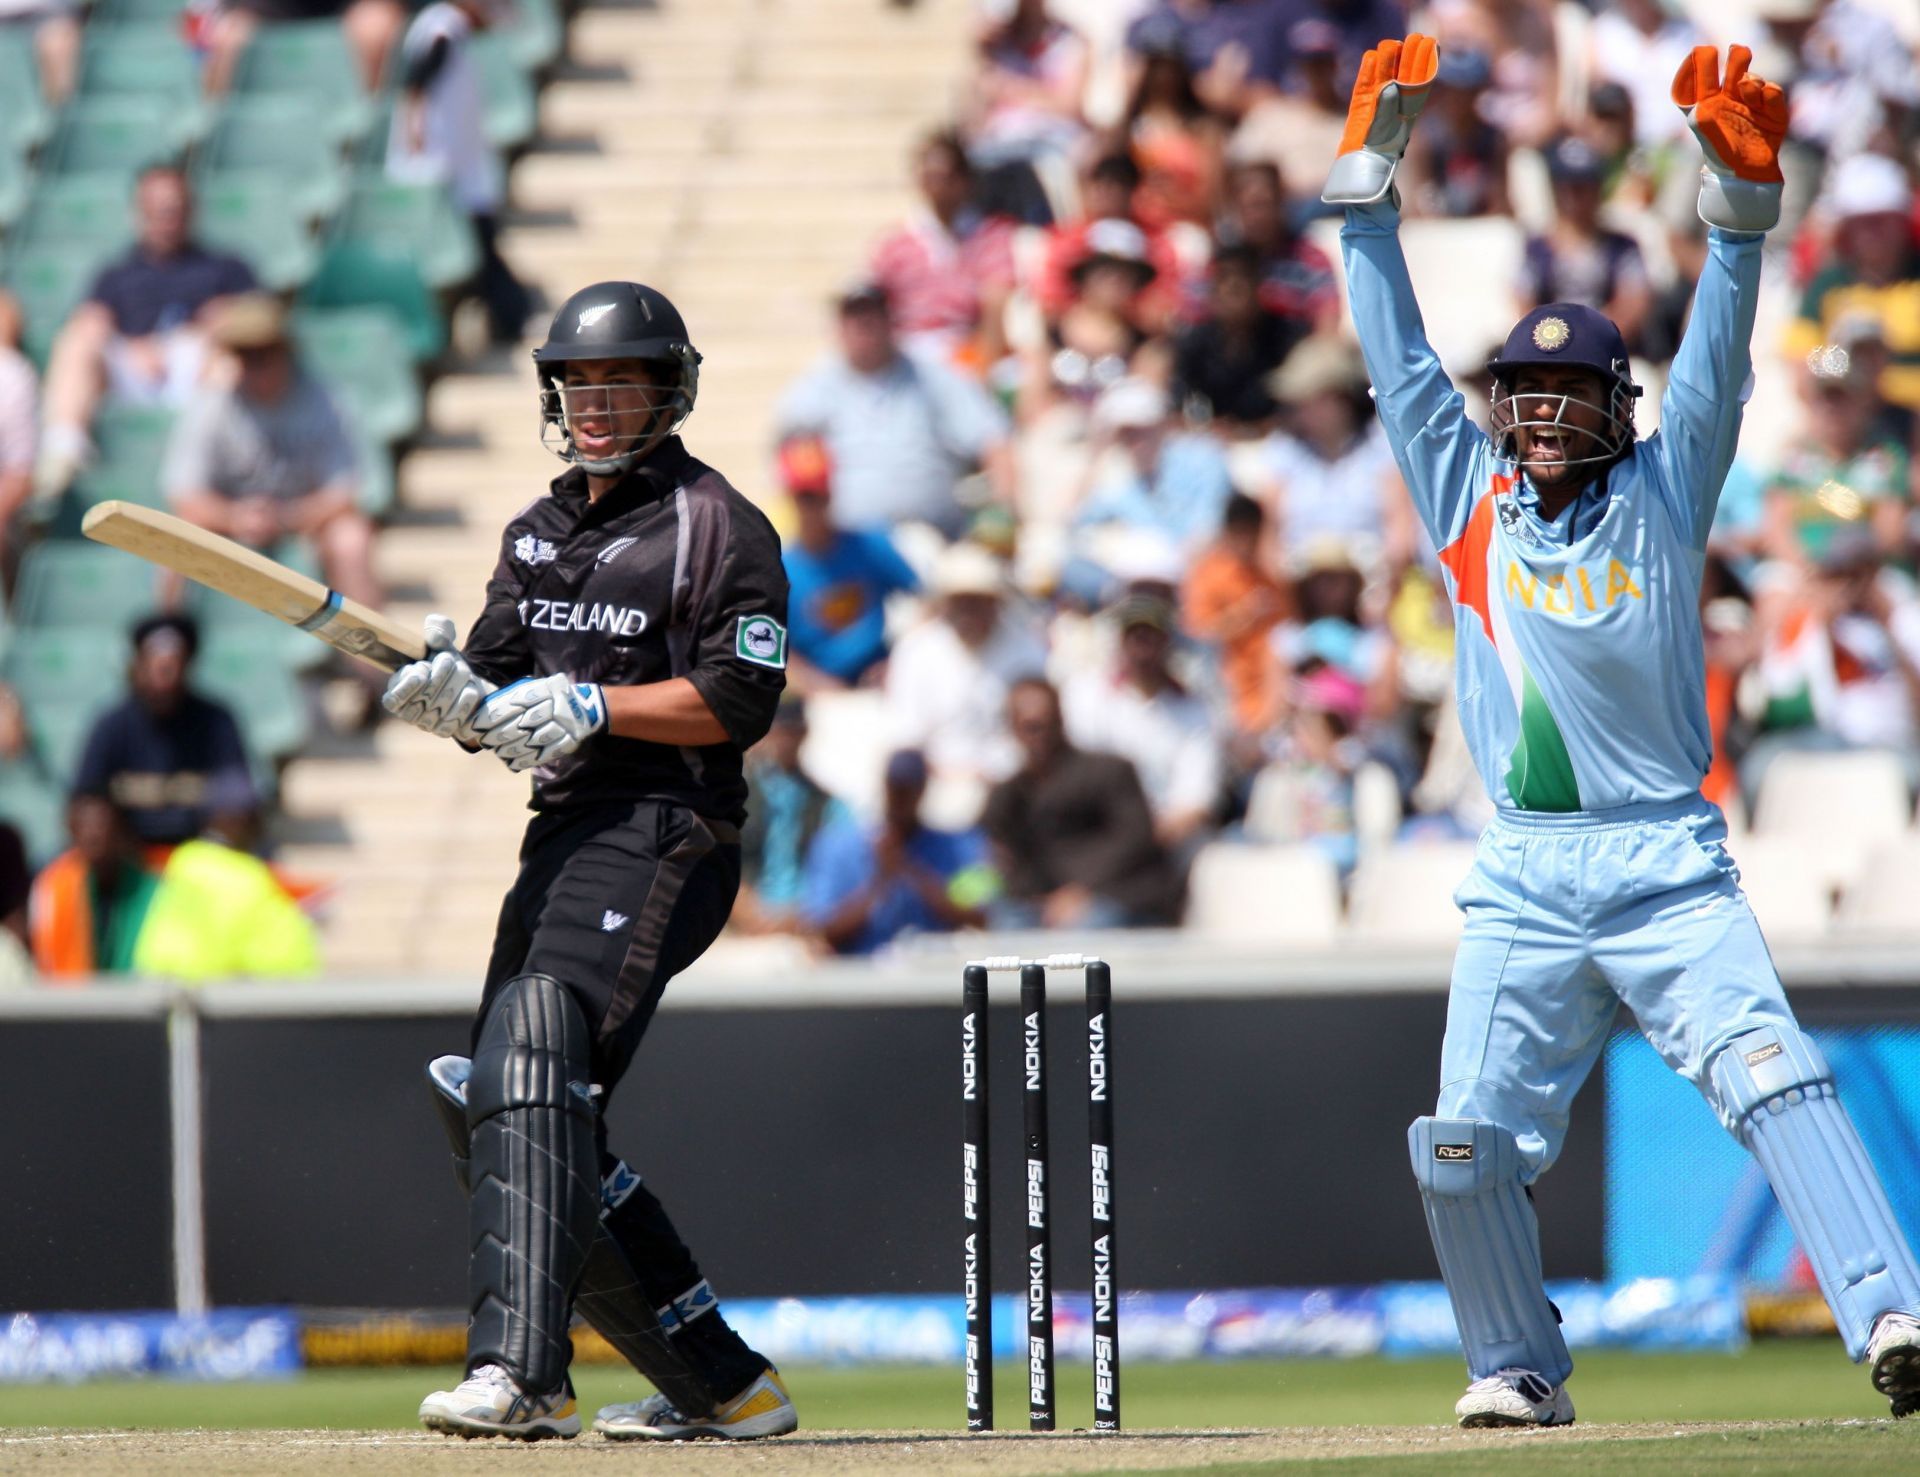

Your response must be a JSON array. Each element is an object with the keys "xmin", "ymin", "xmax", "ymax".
[{"xmin": 1437, "ymin": 472, "xmax": 1582, "ymax": 812}]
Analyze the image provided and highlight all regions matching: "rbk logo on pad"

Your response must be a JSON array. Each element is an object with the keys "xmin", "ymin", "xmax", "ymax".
[
  {"xmin": 1435, "ymin": 1143, "xmax": 1474, "ymax": 1161},
  {"xmin": 1745, "ymin": 1042, "xmax": 1784, "ymax": 1068}
]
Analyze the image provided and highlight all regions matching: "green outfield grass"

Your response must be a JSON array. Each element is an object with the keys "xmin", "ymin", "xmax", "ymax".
[{"xmin": 0, "ymin": 1340, "xmax": 1898, "ymax": 1432}]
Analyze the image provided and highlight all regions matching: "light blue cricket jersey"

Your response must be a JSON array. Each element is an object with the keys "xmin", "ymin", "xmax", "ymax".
[{"xmin": 1342, "ymin": 205, "xmax": 1764, "ymax": 813}]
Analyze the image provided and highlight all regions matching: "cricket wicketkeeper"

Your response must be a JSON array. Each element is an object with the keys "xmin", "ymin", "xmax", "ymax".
[
  {"xmin": 381, "ymin": 282, "xmax": 798, "ymax": 1441},
  {"xmin": 1329, "ymin": 35, "xmax": 1920, "ymax": 1426}
]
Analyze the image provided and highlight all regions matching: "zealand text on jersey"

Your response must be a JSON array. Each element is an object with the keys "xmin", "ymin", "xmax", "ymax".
[{"xmin": 518, "ymin": 598, "xmax": 651, "ymax": 637}]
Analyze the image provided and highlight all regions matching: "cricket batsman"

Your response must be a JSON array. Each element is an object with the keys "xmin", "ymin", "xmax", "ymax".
[
  {"xmin": 380, "ymin": 282, "xmax": 798, "ymax": 1441},
  {"xmin": 1328, "ymin": 35, "xmax": 1920, "ymax": 1426}
]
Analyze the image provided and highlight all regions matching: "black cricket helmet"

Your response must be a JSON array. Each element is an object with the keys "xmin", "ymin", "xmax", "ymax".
[
  {"xmin": 1486, "ymin": 302, "xmax": 1641, "ymax": 473},
  {"xmin": 533, "ymin": 281, "xmax": 702, "ymax": 475}
]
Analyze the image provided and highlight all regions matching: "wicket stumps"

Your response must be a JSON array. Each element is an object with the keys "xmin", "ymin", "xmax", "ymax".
[{"xmin": 962, "ymin": 954, "xmax": 1118, "ymax": 1433}]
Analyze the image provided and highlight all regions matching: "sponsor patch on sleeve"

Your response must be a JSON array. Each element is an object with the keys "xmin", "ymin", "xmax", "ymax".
[{"xmin": 734, "ymin": 614, "xmax": 787, "ymax": 669}]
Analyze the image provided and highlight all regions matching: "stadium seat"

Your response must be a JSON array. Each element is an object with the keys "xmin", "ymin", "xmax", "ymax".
[
  {"xmin": 192, "ymin": 174, "xmax": 318, "ymax": 292},
  {"xmin": 1729, "ymin": 837, "xmax": 1834, "ymax": 943},
  {"xmin": 0, "ymin": 764, "xmax": 67, "ymax": 870},
  {"xmin": 0, "ymin": 31, "xmax": 53, "ymax": 158},
  {"xmin": 1752, "ymin": 748, "xmax": 1912, "ymax": 890},
  {"xmin": 232, "ymin": 22, "xmax": 373, "ymax": 145},
  {"xmin": 1345, "ymin": 843, "xmax": 1479, "ymax": 944},
  {"xmin": 12, "ymin": 542, "xmax": 165, "ymax": 631},
  {"xmin": 293, "ymin": 305, "xmax": 421, "ymax": 446},
  {"xmin": 330, "ymin": 176, "xmax": 480, "ymax": 293},
  {"xmin": 0, "ymin": 245, "xmax": 105, "ymax": 366},
  {"xmin": 8, "ymin": 175, "xmax": 135, "ymax": 255},
  {"xmin": 0, "ymin": 143, "xmax": 26, "ymax": 234},
  {"xmin": 89, "ymin": 0, "xmax": 191, "ymax": 22},
  {"xmin": 0, "ymin": 628, "xmax": 123, "ymax": 784},
  {"xmin": 77, "ymin": 25, "xmax": 209, "ymax": 138},
  {"xmin": 500, "ymin": 0, "xmax": 563, "ymax": 71},
  {"xmin": 1832, "ymin": 840, "xmax": 1920, "ymax": 938},
  {"xmin": 472, "ymin": 33, "xmax": 537, "ymax": 151},
  {"xmin": 197, "ymin": 635, "xmax": 311, "ymax": 764},
  {"xmin": 190, "ymin": 95, "xmax": 350, "ymax": 222},
  {"xmin": 42, "ymin": 406, "xmax": 177, "ymax": 536},
  {"xmin": 299, "ymin": 243, "xmax": 445, "ymax": 362},
  {"xmin": 1184, "ymin": 842, "xmax": 1341, "ymax": 947},
  {"xmin": 39, "ymin": 97, "xmax": 185, "ymax": 178}
]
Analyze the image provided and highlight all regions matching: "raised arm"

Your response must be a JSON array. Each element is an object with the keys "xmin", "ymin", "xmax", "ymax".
[
  {"xmin": 1650, "ymin": 44, "xmax": 1787, "ymax": 548},
  {"xmin": 1340, "ymin": 205, "xmax": 1494, "ymax": 550},
  {"xmin": 1324, "ymin": 34, "xmax": 1491, "ymax": 551}
]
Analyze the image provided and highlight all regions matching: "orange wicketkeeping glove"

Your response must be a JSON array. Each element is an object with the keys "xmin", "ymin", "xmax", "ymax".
[
  {"xmin": 1672, "ymin": 43, "xmax": 1789, "ymax": 231},
  {"xmin": 1322, "ymin": 33, "xmax": 1440, "ymax": 208}
]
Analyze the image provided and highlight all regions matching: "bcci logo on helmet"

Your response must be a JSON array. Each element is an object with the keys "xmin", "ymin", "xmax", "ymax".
[{"xmin": 735, "ymin": 615, "xmax": 787, "ymax": 669}]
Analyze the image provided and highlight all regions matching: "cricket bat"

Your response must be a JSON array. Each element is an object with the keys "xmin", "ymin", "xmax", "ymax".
[{"xmin": 81, "ymin": 501, "xmax": 426, "ymax": 672}]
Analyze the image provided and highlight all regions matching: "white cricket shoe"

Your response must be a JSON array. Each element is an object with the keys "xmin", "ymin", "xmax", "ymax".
[
  {"xmin": 1455, "ymin": 1368, "xmax": 1575, "ymax": 1428},
  {"xmin": 1870, "ymin": 1311, "xmax": 1920, "ymax": 1418},
  {"xmin": 419, "ymin": 1363, "xmax": 581, "ymax": 1440},
  {"xmin": 594, "ymin": 1366, "xmax": 797, "ymax": 1441}
]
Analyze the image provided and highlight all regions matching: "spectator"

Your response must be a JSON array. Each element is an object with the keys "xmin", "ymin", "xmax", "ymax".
[
  {"xmin": 868, "ymin": 129, "xmax": 1017, "ymax": 368},
  {"xmin": 1021, "ymin": 218, "xmax": 1163, "ymax": 423},
  {"xmin": 387, "ymin": 0, "xmax": 532, "ymax": 347},
  {"xmin": 1225, "ymin": 18, "xmax": 1350, "ymax": 200},
  {"xmin": 132, "ymin": 799, "xmax": 320, "ymax": 981},
  {"xmin": 886, "ymin": 541, "xmax": 1046, "ymax": 790},
  {"xmin": 1747, "ymin": 529, "xmax": 1920, "ymax": 793},
  {"xmin": 1255, "ymin": 337, "xmax": 1413, "ymax": 575},
  {"xmin": 802, "ymin": 749, "xmax": 989, "ymax": 955},
  {"xmin": 1035, "ymin": 151, "xmax": 1186, "ymax": 333},
  {"xmin": 1763, "ymin": 0, "xmax": 1920, "ymax": 171},
  {"xmin": 1183, "ymin": 490, "xmax": 1289, "ymax": 744},
  {"xmin": 1211, "ymin": 160, "xmax": 1340, "ymax": 336},
  {"xmin": 1400, "ymin": 46, "xmax": 1509, "ymax": 219},
  {"xmin": 1517, "ymin": 136, "xmax": 1654, "ymax": 356},
  {"xmin": 203, "ymin": 0, "xmax": 405, "ymax": 94},
  {"xmin": 737, "ymin": 697, "xmax": 842, "ymax": 937},
  {"xmin": 1586, "ymin": 0, "xmax": 1701, "ymax": 151},
  {"xmin": 982, "ymin": 677, "xmax": 1180, "ymax": 928},
  {"xmin": 1428, "ymin": 0, "xmax": 1559, "ymax": 151},
  {"xmin": 36, "ymin": 167, "xmax": 257, "ymax": 496},
  {"xmin": 1789, "ymin": 155, "xmax": 1920, "ymax": 414},
  {"xmin": 778, "ymin": 436, "xmax": 920, "ymax": 691},
  {"xmin": 1172, "ymin": 243, "xmax": 1305, "ymax": 432},
  {"xmin": 1243, "ymin": 664, "xmax": 1367, "ymax": 871},
  {"xmin": 72, "ymin": 614, "xmax": 256, "ymax": 849},
  {"xmin": 1273, "ymin": 537, "xmax": 1399, "ymax": 719},
  {"xmin": 1117, "ymin": 18, "xmax": 1228, "ymax": 232},
  {"xmin": 1763, "ymin": 347, "xmax": 1911, "ymax": 569},
  {"xmin": 0, "ymin": 0, "xmax": 78, "ymax": 103},
  {"xmin": 164, "ymin": 295, "xmax": 383, "ymax": 622},
  {"xmin": 775, "ymin": 281, "xmax": 1016, "ymax": 538},
  {"xmin": 963, "ymin": 0, "xmax": 1091, "ymax": 225},
  {"xmin": 28, "ymin": 796, "xmax": 160, "ymax": 978},
  {"xmin": 1074, "ymin": 377, "xmax": 1234, "ymax": 567},
  {"xmin": 0, "ymin": 289, "xmax": 36, "ymax": 584},
  {"xmin": 1062, "ymin": 593, "xmax": 1223, "ymax": 852}
]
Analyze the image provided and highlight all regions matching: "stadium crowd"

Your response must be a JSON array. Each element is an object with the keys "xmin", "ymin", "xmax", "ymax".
[
  {"xmin": 0, "ymin": 0, "xmax": 546, "ymax": 981},
  {"xmin": 1, "ymin": 0, "xmax": 1918, "ymax": 979},
  {"xmin": 741, "ymin": 0, "xmax": 1920, "ymax": 956}
]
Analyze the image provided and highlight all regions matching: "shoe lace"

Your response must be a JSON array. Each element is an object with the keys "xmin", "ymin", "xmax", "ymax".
[
  {"xmin": 456, "ymin": 1364, "xmax": 518, "ymax": 1398},
  {"xmin": 1469, "ymin": 1368, "xmax": 1553, "ymax": 1403}
]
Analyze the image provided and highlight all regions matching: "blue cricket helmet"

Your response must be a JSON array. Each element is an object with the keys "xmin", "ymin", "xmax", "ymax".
[
  {"xmin": 1487, "ymin": 303, "xmax": 1636, "ymax": 391},
  {"xmin": 1486, "ymin": 303, "xmax": 1642, "ymax": 470}
]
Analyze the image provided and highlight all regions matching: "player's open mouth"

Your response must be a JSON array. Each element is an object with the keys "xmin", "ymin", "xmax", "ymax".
[{"xmin": 1528, "ymin": 430, "xmax": 1568, "ymax": 464}]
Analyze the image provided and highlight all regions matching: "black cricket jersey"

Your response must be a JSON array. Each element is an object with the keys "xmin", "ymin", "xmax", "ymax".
[{"xmin": 462, "ymin": 437, "xmax": 789, "ymax": 824}]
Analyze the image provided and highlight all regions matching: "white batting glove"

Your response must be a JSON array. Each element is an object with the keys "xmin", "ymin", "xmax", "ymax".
[
  {"xmin": 381, "ymin": 615, "xmax": 497, "ymax": 740},
  {"xmin": 470, "ymin": 672, "xmax": 608, "ymax": 773}
]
